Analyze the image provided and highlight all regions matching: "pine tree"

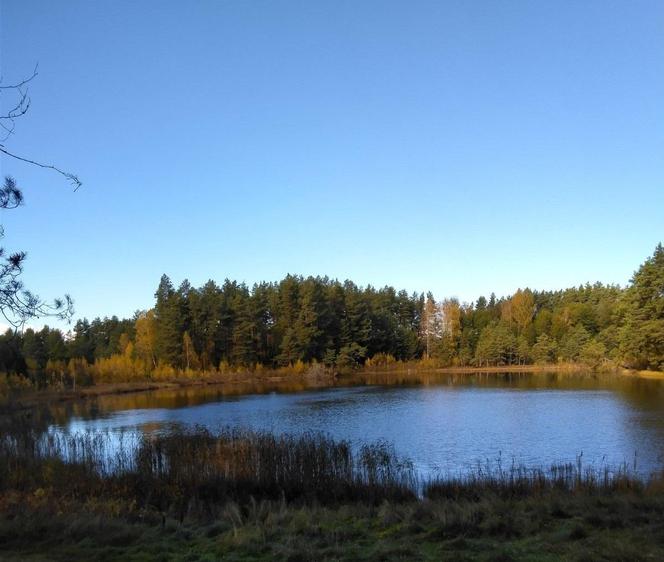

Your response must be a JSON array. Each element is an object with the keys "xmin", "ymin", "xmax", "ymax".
[
  {"xmin": 154, "ymin": 274, "xmax": 184, "ymax": 367},
  {"xmin": 620, "ymin": 243, "xmax": 664, "ymax": 370},
  {"xmin": 276, "ymin": 275, "xmax": 301, "ymax": 365},
  {"xmin": 341, "ymin": 281, "xmax": 371, "ymax": 355},
  {"xmin": 293, "ymin": 277, "xmax": 327, "ymax": 362},
  {"xmin": 231, "ymin": 285, "xmax": 257, "ymax": 366},
  {"xmin": 22, "ymin": 328, "xmax": 47, "ymax": 371}
]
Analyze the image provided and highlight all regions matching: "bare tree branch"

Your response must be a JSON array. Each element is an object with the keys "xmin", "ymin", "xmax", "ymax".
[
  {"xmin": 0, "ymin": 65, "xmax": 78, "ymax": 327},
  {"xmin": 0, "ymin": 146, "xmax": 81, "ymax": 190},
  {"xmin": 0, "ymin": 64, "xmax": 38, "ymax": 89},
  {"xmin": 0, "ymin": 64, "xmax": 81, "ymax": 190}
]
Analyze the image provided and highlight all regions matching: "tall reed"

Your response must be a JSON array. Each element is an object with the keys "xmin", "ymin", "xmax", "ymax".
[{"xmin": 0, "ymin": 425, "xmax": 660, "ymax": 522}]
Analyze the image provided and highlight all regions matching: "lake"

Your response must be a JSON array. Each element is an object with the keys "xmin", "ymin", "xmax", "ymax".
[{"xmin": 44, "ymin": 371, "xmax": 664, "ymax": 477}]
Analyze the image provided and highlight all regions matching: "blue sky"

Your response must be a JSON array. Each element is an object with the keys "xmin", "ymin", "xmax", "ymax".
[{"xmin": 1, "ymin": 0, "xmax": 662, "ymax": 330}]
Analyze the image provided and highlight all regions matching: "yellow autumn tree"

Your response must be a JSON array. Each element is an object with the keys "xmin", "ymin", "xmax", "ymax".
[
  {"xmin": 134, "ymin": 310, "xmax": 158, "ymax": 369},
  {"xmin": 503, "ymin": 289, "xmax": 535, "ymax": 335},
  {"xmin": 441, "ymin": 298, "xmax": 462, "ymax": 341},
  {"xmin": 91, "ymin": 339, "xmax": 149, "ymax": 383},
  {"xmin": 118, "ymin": 332, "xmax": 131, "ymax": 355},
  {"xmin": 439, "ymin": 298, "xmax": 462, "ymax": 365},
  {"xmin": 501, "ymin": 298, "xmax": 512, "ymax": 322},
  {"xmin": 182, "ymin": 331, "xmax": 201, "ymax": 371},
  {"xmin": 511, "ymin": 289, "xmax": 535, "ymax": 335}
]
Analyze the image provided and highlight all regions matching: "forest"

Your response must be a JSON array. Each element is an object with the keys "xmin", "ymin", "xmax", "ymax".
[{"xmin": 1, "ymin": 244, "xmax": 662, "ymax": 386}]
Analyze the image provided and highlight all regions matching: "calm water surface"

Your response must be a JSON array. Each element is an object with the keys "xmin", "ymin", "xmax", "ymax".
[{"xmin": 48, "ymin": 372, "xmax": 664, "ymax": 476}]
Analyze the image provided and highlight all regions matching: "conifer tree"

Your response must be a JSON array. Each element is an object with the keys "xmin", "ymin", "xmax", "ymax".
[
  {"xmin": 154, "ymin": 274, "xmax": 183, "ymax": 367},
  {"xmin": 620, "ymin": 244, "xmax": 664, "ymax": 370}
]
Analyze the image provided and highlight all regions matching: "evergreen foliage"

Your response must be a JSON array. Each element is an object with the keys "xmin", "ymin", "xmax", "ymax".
[{"xmin": 1, "ymin": 244, "xmax": 662, "ymax": 383}]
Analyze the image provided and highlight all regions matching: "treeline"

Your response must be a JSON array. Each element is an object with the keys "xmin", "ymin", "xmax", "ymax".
[{"xmin": 1, "ymin": 244, "xmax": 662, "ymax": 385}]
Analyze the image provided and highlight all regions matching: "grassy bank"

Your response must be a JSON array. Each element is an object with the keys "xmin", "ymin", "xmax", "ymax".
[
  {"xmin": 1, "ymin": 428, "xmax": 664, "ymax": 560},
  {"xmin": 3, "ymin": 490, "xmax": 664, "ymax": 561}
]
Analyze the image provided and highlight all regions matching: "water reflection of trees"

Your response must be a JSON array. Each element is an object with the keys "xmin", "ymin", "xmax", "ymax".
[{"xmin": 8, "ymin": 372, "xmax": 664, "ymax": 446}]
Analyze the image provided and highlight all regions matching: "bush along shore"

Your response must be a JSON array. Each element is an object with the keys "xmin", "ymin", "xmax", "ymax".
[{"xmin": 2, "ymin": 427, "xmax": 664, "ymax": 560}]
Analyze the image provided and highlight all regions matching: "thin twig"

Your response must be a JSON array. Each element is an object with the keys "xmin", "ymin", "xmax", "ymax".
[
  {"xmin": 0, "ymin": 64, "xmax": 39, "ymax": 90},
  {"xmin": 0, "ymin": 146, "xmax": 81, "ymax": 190}
]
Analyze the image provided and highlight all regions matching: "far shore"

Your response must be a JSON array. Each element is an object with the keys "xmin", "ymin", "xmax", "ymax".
[
  {"xmin": 1, "ymin": 363, "xmax": 661, "ymax": 414},
  {"xmin": 622, "ymin": 368, "xmax": 664, "ymax": 380}
]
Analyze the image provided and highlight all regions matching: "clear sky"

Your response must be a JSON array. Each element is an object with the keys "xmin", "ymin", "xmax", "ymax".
[{"xmin": 1, "ymin": 0, "xmax": 663, "ymax": 330}]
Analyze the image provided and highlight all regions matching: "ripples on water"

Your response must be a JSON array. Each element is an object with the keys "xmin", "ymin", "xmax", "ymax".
[{"xmin": 42, "ymin": 372, "xmax": 664, "ymax": 478}]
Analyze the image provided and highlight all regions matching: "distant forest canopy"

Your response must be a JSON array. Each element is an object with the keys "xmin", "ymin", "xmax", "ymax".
[{"xmin": 1, "ymin": 244, "xmax": 663, "ymax": 385}]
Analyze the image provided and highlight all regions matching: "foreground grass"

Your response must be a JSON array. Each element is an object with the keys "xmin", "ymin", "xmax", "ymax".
[
  {"xmin": 2, "ymin": 428, "xmax": 664, "ymax": 560},
  {"xmin": 2, "ymin": 490, "xmax": 664, "ymax": 561}
]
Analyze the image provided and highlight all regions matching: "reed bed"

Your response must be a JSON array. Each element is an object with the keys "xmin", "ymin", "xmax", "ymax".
[
  {"xmin": 424, "ymin": 458, "xmax": 648, "ymax": 500},
  {"xmin": 0, "ymin": 426, "xmax": 417, "ymax": 514},
  {"xmin": 1, "ymin": 424, "xmax": 661, "ymax": 521}
]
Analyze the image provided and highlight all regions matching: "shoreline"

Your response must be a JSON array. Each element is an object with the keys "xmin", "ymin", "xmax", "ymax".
[
  {"xmin": 1, "ymin": 363, "xmax": 661, "ymax": 414},
  {"xmin": 622, "ymin": 368, "xmax": 664, "ymax": 380}
]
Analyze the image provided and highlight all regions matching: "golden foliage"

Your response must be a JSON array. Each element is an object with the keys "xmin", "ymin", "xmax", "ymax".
[
  {"xmin": 90, "ymin": 345, "xmax": 150, "ymax": 383},
  {"xmin": 365, "ymin": 353, "xmax": 396, "ymax": 368},
  {"xmin": 503, "ymin": 289, "xmax": 535, "ymax": 334},
  {"xmin": 292, "ymin": 359, "xmax": 306, "ymax": 374},
  {"xmin": 134, "ymin": 310, "xmax": 157, "ymax": 368}
]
